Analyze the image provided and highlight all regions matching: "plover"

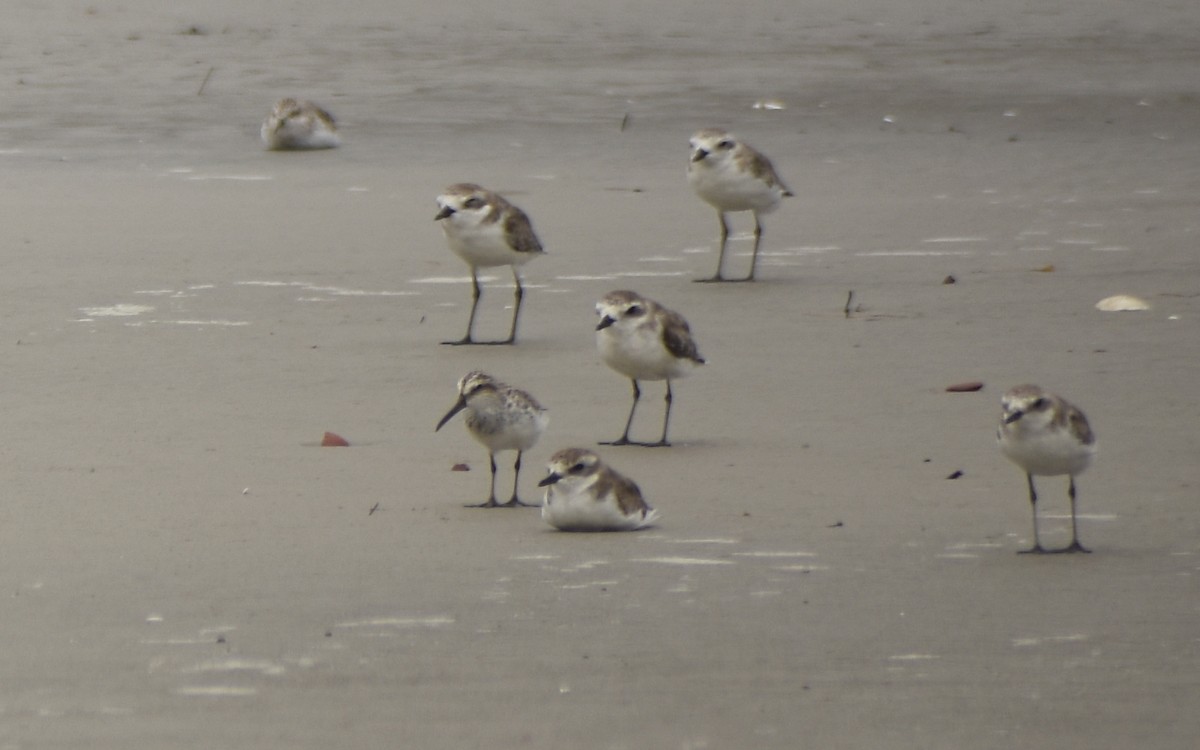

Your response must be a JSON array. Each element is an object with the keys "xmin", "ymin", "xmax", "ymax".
[
  {"xmin": 260, "ymin": 98, "xmax": 340, "ymax": 150},
  {"xmin": 435, "ymin": 370, "xmax": 548, "ymax": 508},
  {"xmin": 538, "ymin": 448, "xmax": 659, "ymax": 532},
  {"xmin": 434, "ymin": 183, "xmax": 545, "ymax": 345},
  {"xmin": 595, "ymin": 290, "xmax": 705, "ymax": 447},
  {"xmin": 688, "ymin": 128, "xmax": 792, "ymax": 282},
  {"xmin": 997, "ymin": 384, "xmax": 1097, "ymax": 553}
]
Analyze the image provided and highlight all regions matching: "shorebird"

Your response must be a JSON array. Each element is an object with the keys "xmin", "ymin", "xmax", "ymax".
[
  {"xmin": 260, "ymin": 98, "xmax": 340, "ymax": 150},
  {"xmin": 434, "ymin": 183, "xmax": 545, "ymax": 345},
  {"xmin": 538, "ymin": 448, "xmax": 659, "ymax": 531},
  {"xmin": 997, "ymin": 384, "xmax": 1097, "ymax": 553},
  {"xmin": 688, "ymin": 128, "xmax": 792, "ymax": 282},
  {"xmin": 595, "ymin": 290, "xmax": 705, "ymax": 447},
  {"xmin": 435, "ymin": 371, "xmax": 548, "ymax": 507}
]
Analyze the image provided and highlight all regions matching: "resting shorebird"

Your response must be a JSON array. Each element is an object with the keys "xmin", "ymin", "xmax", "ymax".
[
  {"xmin": 997, "ymin": 384, "xmax": 1097, "ymax": 554},
  {"xmin": 436, "ymin": 371, "xmax": 548, "ymax": 508},
  {"xmin": 688, "ymin": 128, "xmax": 792, "ymax": 282},
  {"xmin": 434, "ymin": 183, "xmax": 545, "ymax": 345},
  {"xmin": 260, "ymin": 98, "xmax": 340, "ymax": 150},
  {"xmin": 595, "ymin": 290, "xmax": 705, "ymax": 447},
  {"xmin": 538, "ymin": 448, "xmax": 659, "ymax": 532}
]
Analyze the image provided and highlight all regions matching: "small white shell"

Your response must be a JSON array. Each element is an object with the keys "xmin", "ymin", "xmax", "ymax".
[{"xmin": 1095, "ymin": 294, "xmax": 1149, "ymax": 312}]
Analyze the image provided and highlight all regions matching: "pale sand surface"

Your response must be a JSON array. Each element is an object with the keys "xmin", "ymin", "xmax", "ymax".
[{"xmin": 1, "ymin": 2, "xmax": 1199, "ymax": 748}]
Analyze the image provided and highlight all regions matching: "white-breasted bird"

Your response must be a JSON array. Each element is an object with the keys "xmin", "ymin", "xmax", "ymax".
[
  {"xmin": 997, "ymin": 384, "xmax": 1097, "ymax": 554},
  {"xmin": 539, "ymin": 448, "xmax": 659, "ymax": 531},
  {"xmin": 434, "ymin": 183, "xmax": 545, "ymax": 345},
  {"xmin": 688, "ymin": 128, "xmax": 792, "ymax": 282},
  {"xmin": 595, "ymin": 290, "xmax": 705, "ymax": 447},
  {"xmin": 260, "ymin": 98, "xmax": 340, "ymax": 151}
]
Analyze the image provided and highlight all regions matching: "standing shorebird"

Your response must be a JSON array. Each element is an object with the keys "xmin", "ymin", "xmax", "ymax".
[
  {"xmin": 260, "ymin": 98, "xmax": 341, "ymax": 150},
  {"xmin": 595, "ymin": 290, "xmax": 705, "ymax": 447},
  {"xmin": 997, "ymin": 384, "xmax": 1097, "ymax": 554},
  {"xmin": 434, "ymin": 183, "xmax": 545, "ymax": 345},
  {"xmin": 687, "ymin": 128, "xmax": 792, "ymax": 282},
  {"xmin": 539, "ymin": 448, "xmax": 660, "ymax": 532},
  {"xmin": 435, "ymin": 371, "xmax": 548, "ymax": 508}
]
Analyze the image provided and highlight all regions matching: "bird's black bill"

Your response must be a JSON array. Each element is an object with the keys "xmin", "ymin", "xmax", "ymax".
[{"xmin": 435, "ymin": 398, "xmax": 467, "ymax": 431}]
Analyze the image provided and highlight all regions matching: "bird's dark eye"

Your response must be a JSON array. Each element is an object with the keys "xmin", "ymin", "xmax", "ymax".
[
  {"xmin": 717, "ymin": 139, "xmax": 734, "ymax": 149},
  {"xmin": 569, "ymin": 463, "xmax": 586, "ymax": 474},
  {"xmin": 1030, "ymin": 398, "xmax": 1046, "ymax": 410},
  {"xmin": 464, "ymin": 197, "xmax": 484, "ymax": 209},
  {"xmin": 627, "ymin": 305, "xmax": 644, "ymax": 317}
]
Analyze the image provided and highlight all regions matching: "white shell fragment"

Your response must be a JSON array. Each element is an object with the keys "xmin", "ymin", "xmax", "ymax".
[
  {"xmin": 752, "ymin": 99, "xmax": 786, "ymax": 111},
  {"xmin": 1095, "ymin": 294, "xmax": 1149, "ymax": 312}
]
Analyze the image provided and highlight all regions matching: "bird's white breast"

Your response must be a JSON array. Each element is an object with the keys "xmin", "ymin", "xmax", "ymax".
[
  {"xmin": 598, "ymin": 323, "xmax": 694, "ymax": 381},
  {"xmin": 441, "ymin": 218, "xmax": 531, "ymax": 269},
  {"xmin": 689, "ymin": 158, "xmax": 784, "ymax": 214},
  {"xmin": 542, "ymin": 482, "xmax": 653, "ymax": 532},
  {"xmin": 261, "ymin": 119, "xmax": 339, "ymax": 151},
  {"xmin": 999, "ymin": 425, "xmax": 1095, "ymax": 477}
]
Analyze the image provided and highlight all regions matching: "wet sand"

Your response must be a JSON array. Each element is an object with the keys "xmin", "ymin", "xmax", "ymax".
[{"xmin": 1, "ymin": 2, "xmax": 1199, "ymax": 748}]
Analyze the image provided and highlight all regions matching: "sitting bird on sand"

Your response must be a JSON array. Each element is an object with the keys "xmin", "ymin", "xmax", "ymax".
[
  {"xmin": 539, "ymin": 448, "xmax": 659, "ymax": 531},
  {"xmin": 261, "ymin": 98, "xmax": 340, "ymax": 151}
]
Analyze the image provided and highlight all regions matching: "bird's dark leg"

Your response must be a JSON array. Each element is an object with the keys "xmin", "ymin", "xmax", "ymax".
[
  {"xmin": 649, "ymin": 379, "xmax": 674, "ymax": 447},
  {"xmin": 695, "ymin": 213, "xmax": 731, "ymax": 283},
  {"xmin": 443, "ymin": 270, "xmax": 482, "ymax": 345},
  {"xmin": 741, "ymin": 213, "xmax": 763, "ymax": 282},
  {"xmin": 601, "ymin": 380, "xmax": 641, "ymax": 446},
  {"xmin": 465, "ymin": 452, "xmax": 501, "ymax": 507},
  {"xmin": 501, "ymin": 267, "xmax": 523, "ymax": 345},
  {"xmin": 1017, "ymin": 473, "xmax": 1050, "ymax": 554},
  {"xmin": 503, "ymin": 451, "xmax": 538, "ymax": 507},
  {"xmin": 1058, "ymin": 476, "xmax": 1092, "ymax": 553}
]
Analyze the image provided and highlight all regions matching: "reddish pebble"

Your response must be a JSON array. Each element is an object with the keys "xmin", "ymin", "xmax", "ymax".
[
  {"xmin": 321, "ymin": 431, "xmax": 350, "ymax": 447},
  {"xmin": 452, "ymin": 463, "xmax": 470, "ymax": 472},
  {"xmin": 945, "ymin": 381, "xmax": 984, "ymax": 393}
]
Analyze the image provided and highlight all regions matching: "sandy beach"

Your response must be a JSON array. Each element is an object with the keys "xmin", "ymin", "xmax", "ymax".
[{"xmin": 1, "ymin": 1, "xmax": 1198, "ymax": 747}]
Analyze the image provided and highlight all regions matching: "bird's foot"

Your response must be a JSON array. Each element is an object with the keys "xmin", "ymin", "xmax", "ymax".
[
  {"xmin": 442, "ymin": 338, "xmax": 515, "ymax": 346},
  {"xmin": 695, "ymin": 274, "xmax": 756, "ymax": 283},
  {"xmin": 1019, "ymin": 542, "xmax": 1092, "ymax": 554},
  {"xmin": 1057, "ymin": 540, "xmax": 1092, "ymax": 554},
  {"xmin": 1018, "ymin": 544, "xmax": 1052, "ymax": 555},
  {"xmin": 464, "ymin": 499, "xmax": 502, "ymax": 508},
  {"xmin": 599, "ymin": 438, "xmax": 671, "ymax": 448},
  {"xmin": 502, "ymin": 497, "xmax": 540, "ymax": 508}
]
